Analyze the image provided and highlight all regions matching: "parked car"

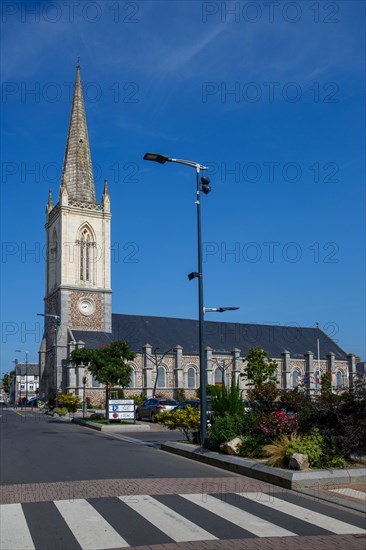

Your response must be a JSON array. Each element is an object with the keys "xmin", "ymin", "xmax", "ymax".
[
  {"xmin": 26, "ymin": 397, "xmax": 39, "ymax": 407},
  {"xmin": 135, "ymin": 398, "xmax": 178, "ymax": 422},
  {"xmin": 274, "ymin": 403, "xmax": 297, "ymax": 418}
]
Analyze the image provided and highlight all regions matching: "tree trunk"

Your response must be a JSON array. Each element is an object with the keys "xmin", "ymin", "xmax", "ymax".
[{"xmin": 105, "ymin": 384, "xmax": 109, "ymax": 424}]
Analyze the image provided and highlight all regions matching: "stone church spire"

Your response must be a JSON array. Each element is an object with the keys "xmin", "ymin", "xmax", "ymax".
[{"xmin": 60, "ymin": 64, "xmax": 96, "ymax": 203}]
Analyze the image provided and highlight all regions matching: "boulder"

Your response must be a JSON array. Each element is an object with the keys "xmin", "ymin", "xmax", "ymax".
[
  {"xmin": 220, "ymin": 437, "xmax": 242, "ymax": 455},
  {"xmin": 288, "ymin": 453, "xmax": 309, "ymax": 470}
]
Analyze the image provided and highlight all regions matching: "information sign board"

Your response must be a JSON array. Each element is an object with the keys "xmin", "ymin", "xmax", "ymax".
[{"xmin": 108, "ymin": 399, "xmax": 135, "ymax": 421}]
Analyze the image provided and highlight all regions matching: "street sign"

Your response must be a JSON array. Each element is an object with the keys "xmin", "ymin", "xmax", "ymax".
[{"xmin": 108, "ymin": 398, "xmax": 135, "ymax": 421}]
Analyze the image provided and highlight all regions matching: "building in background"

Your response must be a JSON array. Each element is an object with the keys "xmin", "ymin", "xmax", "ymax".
[
  {"xmin": 9, "ymin": 362, "xmax": 39, "ymax": 405},
  {"xmin": 39, "ymin": 66, "xmax": 359, "ymax": 405}
]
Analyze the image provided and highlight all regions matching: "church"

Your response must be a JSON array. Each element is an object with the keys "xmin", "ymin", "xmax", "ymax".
[{"xmin": 39, "ymin": 66, "xmax": 358, "ymax": 406}]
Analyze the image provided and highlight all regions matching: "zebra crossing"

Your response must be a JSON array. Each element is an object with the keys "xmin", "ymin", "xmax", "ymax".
[{"xmin": 1, "ymin": 491, "xmax": 365, "ymax": 549}]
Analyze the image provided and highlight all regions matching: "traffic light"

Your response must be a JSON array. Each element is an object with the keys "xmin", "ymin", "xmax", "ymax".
[{"xmin": 200, "ymin": 176, "xmax": 211, "ymax": 194}]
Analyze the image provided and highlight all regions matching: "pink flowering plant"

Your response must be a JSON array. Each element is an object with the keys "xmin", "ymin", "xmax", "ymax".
[{"xmin": 258, "ymin": 411, "xmax": 298, "ymax": 441}]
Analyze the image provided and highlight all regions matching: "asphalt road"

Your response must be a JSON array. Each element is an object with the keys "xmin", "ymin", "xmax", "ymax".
[
  {"xmin": 1, "ymin": 406, "xmax": 365, "ymax": 550},
  {"xmin": 0, "ymin": 407, "xmax": 232, "ymax": 484}
]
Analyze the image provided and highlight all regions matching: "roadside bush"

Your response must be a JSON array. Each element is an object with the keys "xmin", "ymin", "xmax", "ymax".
[
  {"xmin": 128, "ymin": 393, "xmax": 145, "ymax": 406},
  {"xmin": 258, "ymin": 411, "xmax": 298, "ymax": 441},
  {"xmin": 57, "ymin": 393, "xmax": 81, "ymax": 412},
  {"xmin": 210, "ymin": 383, "xmax": 245, "ymax": 417},
  {"xmin": 206, "ymin": 414, "xmax": 246, "ymax": 451},
  {"xmin": 238, "ymin": 434, "xmax": 269, "ymax": 458},
  {"xmin": 247, "ymin": 383, "xmax": 279, "ymax": 413},
  {"xmin": 308, "ymin": 377, "xmax": 366, "ymax": 459},
  {"xmin": 53, "ymin": 407, "xmax": 68, "ymax": 417},
  {"xmin": 286, "ymin": 428, "xmax": 347, "ymax": 469},
  {"xmin": 158, "ymin": 406, "xmax": 199, "ymax": 442},
  {"xmin": 279, "ymin": 389, "xmax": 312, "ymax": 432},
  {"xmin": 264, "ymin": 428, "xmax": 347, "ymax": 469},
  {"xmin": 263, "ymin": 433, "xmax": 302, "ymax": 467}
]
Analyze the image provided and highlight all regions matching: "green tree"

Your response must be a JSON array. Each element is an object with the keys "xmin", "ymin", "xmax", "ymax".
[
  {"xmin": 2, "ymin": 371, "xmax": 13, "ymax": 394},
  {"xmin": 241, "ymin": 347, "xmax": 278, "ymax": 386},
  {"xmin": 69, "ymin": 341, "xmax": 136, "ymax": 420}
]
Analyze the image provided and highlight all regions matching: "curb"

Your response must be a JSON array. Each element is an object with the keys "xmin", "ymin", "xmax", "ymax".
[
  {"xmin": 72, "ymin": 418, "xmax": 151, "ymax": 431},
  {"xmin": 161, "ymin": 441, "xmax": 366, "ymax": 491}
]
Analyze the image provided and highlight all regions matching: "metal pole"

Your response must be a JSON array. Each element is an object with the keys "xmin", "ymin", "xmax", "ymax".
[
  {"xmin": 196, "ymin": 167, "xmax": 207, "ymax": 445},
  {"xmin": 25, "ymin": 352, "xmax": 28, "ymax": 402},
  {"xmin": 82, "ymin": 376, "xmax": 87, "ymax": 418}
]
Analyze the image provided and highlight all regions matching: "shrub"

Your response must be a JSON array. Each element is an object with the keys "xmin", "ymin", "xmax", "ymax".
[
  {"xmin": 263, "ymin": 433, "xmax": 302, "ymax": 467},
  {"xmin": 238, "ymin": 434, "xmax": 268, "ymax": 458},
  {"xmin": 206, "ymin": 414, "xmax": 246, "ymax": 451},
  {"xmin": 210, "ymin": 383, "xmax": 245, "ymax": 417},
  {"xmin": 57, "ymin": 393, "xmax": 81, "ymax": 412},
  {"xmin": 264, "ymin": 428, "xmax": 347, "ymax": 469},
  {"xmin": 128, "ymin": 393, "xmax": 145, "ymax": 406},
  {"xmin": 307, "ymin": 378, "xmax": 366, "ymax": 459},
  {"xmin": 247, "ymin": 383, "xmax": 279, "ymax": 413},
  {"xmin": 158, "ymin": 406, "xmax": 200, "ymax": 442},
  {"xmin": 258, "ymin": 411, "xmax": 298, "ymax": 440},
  {"xmin": 53, "ymin": 407, "xmax": 68, "ymax": 417},
  {"xmin": 285, "ymin": 428, "xmax": 347, "ymax": 469}
]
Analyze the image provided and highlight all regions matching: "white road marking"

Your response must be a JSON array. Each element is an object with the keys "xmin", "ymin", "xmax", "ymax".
[
  {"xmin": 54, "ymin": 498, "xmax": 129, "ymax": 549},
  {"xmin": 181, "ymin": 493, "xmax": 296, "ymax": 537},
  {"xmin": 122, "ymin": 494, "xmax": 217, "ymax": 542},
  {"xmin": 0, "ymin": 503, "xmax": 35, "ymax": 550},
  {"xmin": 239, "ymin": 492, "xmax": 366, "ymax": 535}
]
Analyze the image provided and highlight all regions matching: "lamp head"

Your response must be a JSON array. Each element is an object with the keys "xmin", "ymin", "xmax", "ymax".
[{"xmin": 143, "ymin": 152, "xmax": 170, "ymax": 164}]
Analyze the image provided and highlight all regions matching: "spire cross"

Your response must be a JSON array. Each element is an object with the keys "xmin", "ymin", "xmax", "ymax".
[{"xmin": 76, "ymin": 54, "xmax": 80, "ymax": 67}]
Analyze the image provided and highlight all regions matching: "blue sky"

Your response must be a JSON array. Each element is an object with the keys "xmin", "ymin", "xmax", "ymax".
[{"xmin": 1, "ymin": 0, "xmax": 365, "ymax": 374}]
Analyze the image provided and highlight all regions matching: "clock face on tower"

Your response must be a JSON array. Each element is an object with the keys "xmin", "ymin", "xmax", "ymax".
[{"xmin": 78, "ymin": 297, "xmax": 95, "ymax": 316}]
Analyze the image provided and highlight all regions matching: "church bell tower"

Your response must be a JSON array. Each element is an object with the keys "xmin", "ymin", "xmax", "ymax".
[{"xmin": 40, "ymin": 64, "xmax": 112, "ymax": 398}]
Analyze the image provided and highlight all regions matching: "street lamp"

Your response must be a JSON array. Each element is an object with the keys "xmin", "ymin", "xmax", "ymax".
[
  {"xmin": 144, "ymin": 152, "xmax": 238, "ymax": 444},
  {"xmin": 15, "ymin": 350, "xmax": 29, "ymax": 403},
  {"xmin": 82, "ymin": 375, "xmax": 87, "ymax": 419},
  {"xmin": 204, "ymin": 307, "xmax": 240, "ymax": 313}
]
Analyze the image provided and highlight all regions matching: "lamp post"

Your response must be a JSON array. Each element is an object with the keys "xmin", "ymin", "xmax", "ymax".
[
  {"xmin": 15, "ymin": 350, "xmax": 29, "ymax": 403},
  {"xmin": 82, "ymin": 375, "xmax": 87, "ymax": 419},
  {"xmin": 144, "ymin": 152, "xmax": 239, "ymax": 444}
]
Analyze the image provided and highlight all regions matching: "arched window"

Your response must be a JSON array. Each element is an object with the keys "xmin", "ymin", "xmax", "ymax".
[
  {"xmin": 292, "ymin": 370, "xmax": 300, "ymax": 388},
  {"xmin": 156, "ymin": 366, "xmax": 166, "ymax": 388},
  {"xmin": 214, "ymin": 367, "xmax": 223, "ymax": 386},
  {"xmin": 187, "ymin": 366, "xmax": 197, "ymax": 389},
  {"xmin": 336, "ymin": 370, "xmax": 343, "ymax": 389},
  {"xmin": 78, "ymin": 225, "xmax": 95, "ymax": 283},
  {"xmin": 128, "ymin": 366, "xmax": 136, "ymax": 388},
  {"xmin": 91, "ymin": 376, "xmax": 102, "ymax": 388}
]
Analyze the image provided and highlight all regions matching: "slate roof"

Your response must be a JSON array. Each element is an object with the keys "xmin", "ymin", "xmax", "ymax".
[
  {"xmin": 71, "ymin": 313, "xmax": 349, "ymax": 361},
  {"xmin": 16, "ymin": 363, "xmax": 39, "ymax": 376}
]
